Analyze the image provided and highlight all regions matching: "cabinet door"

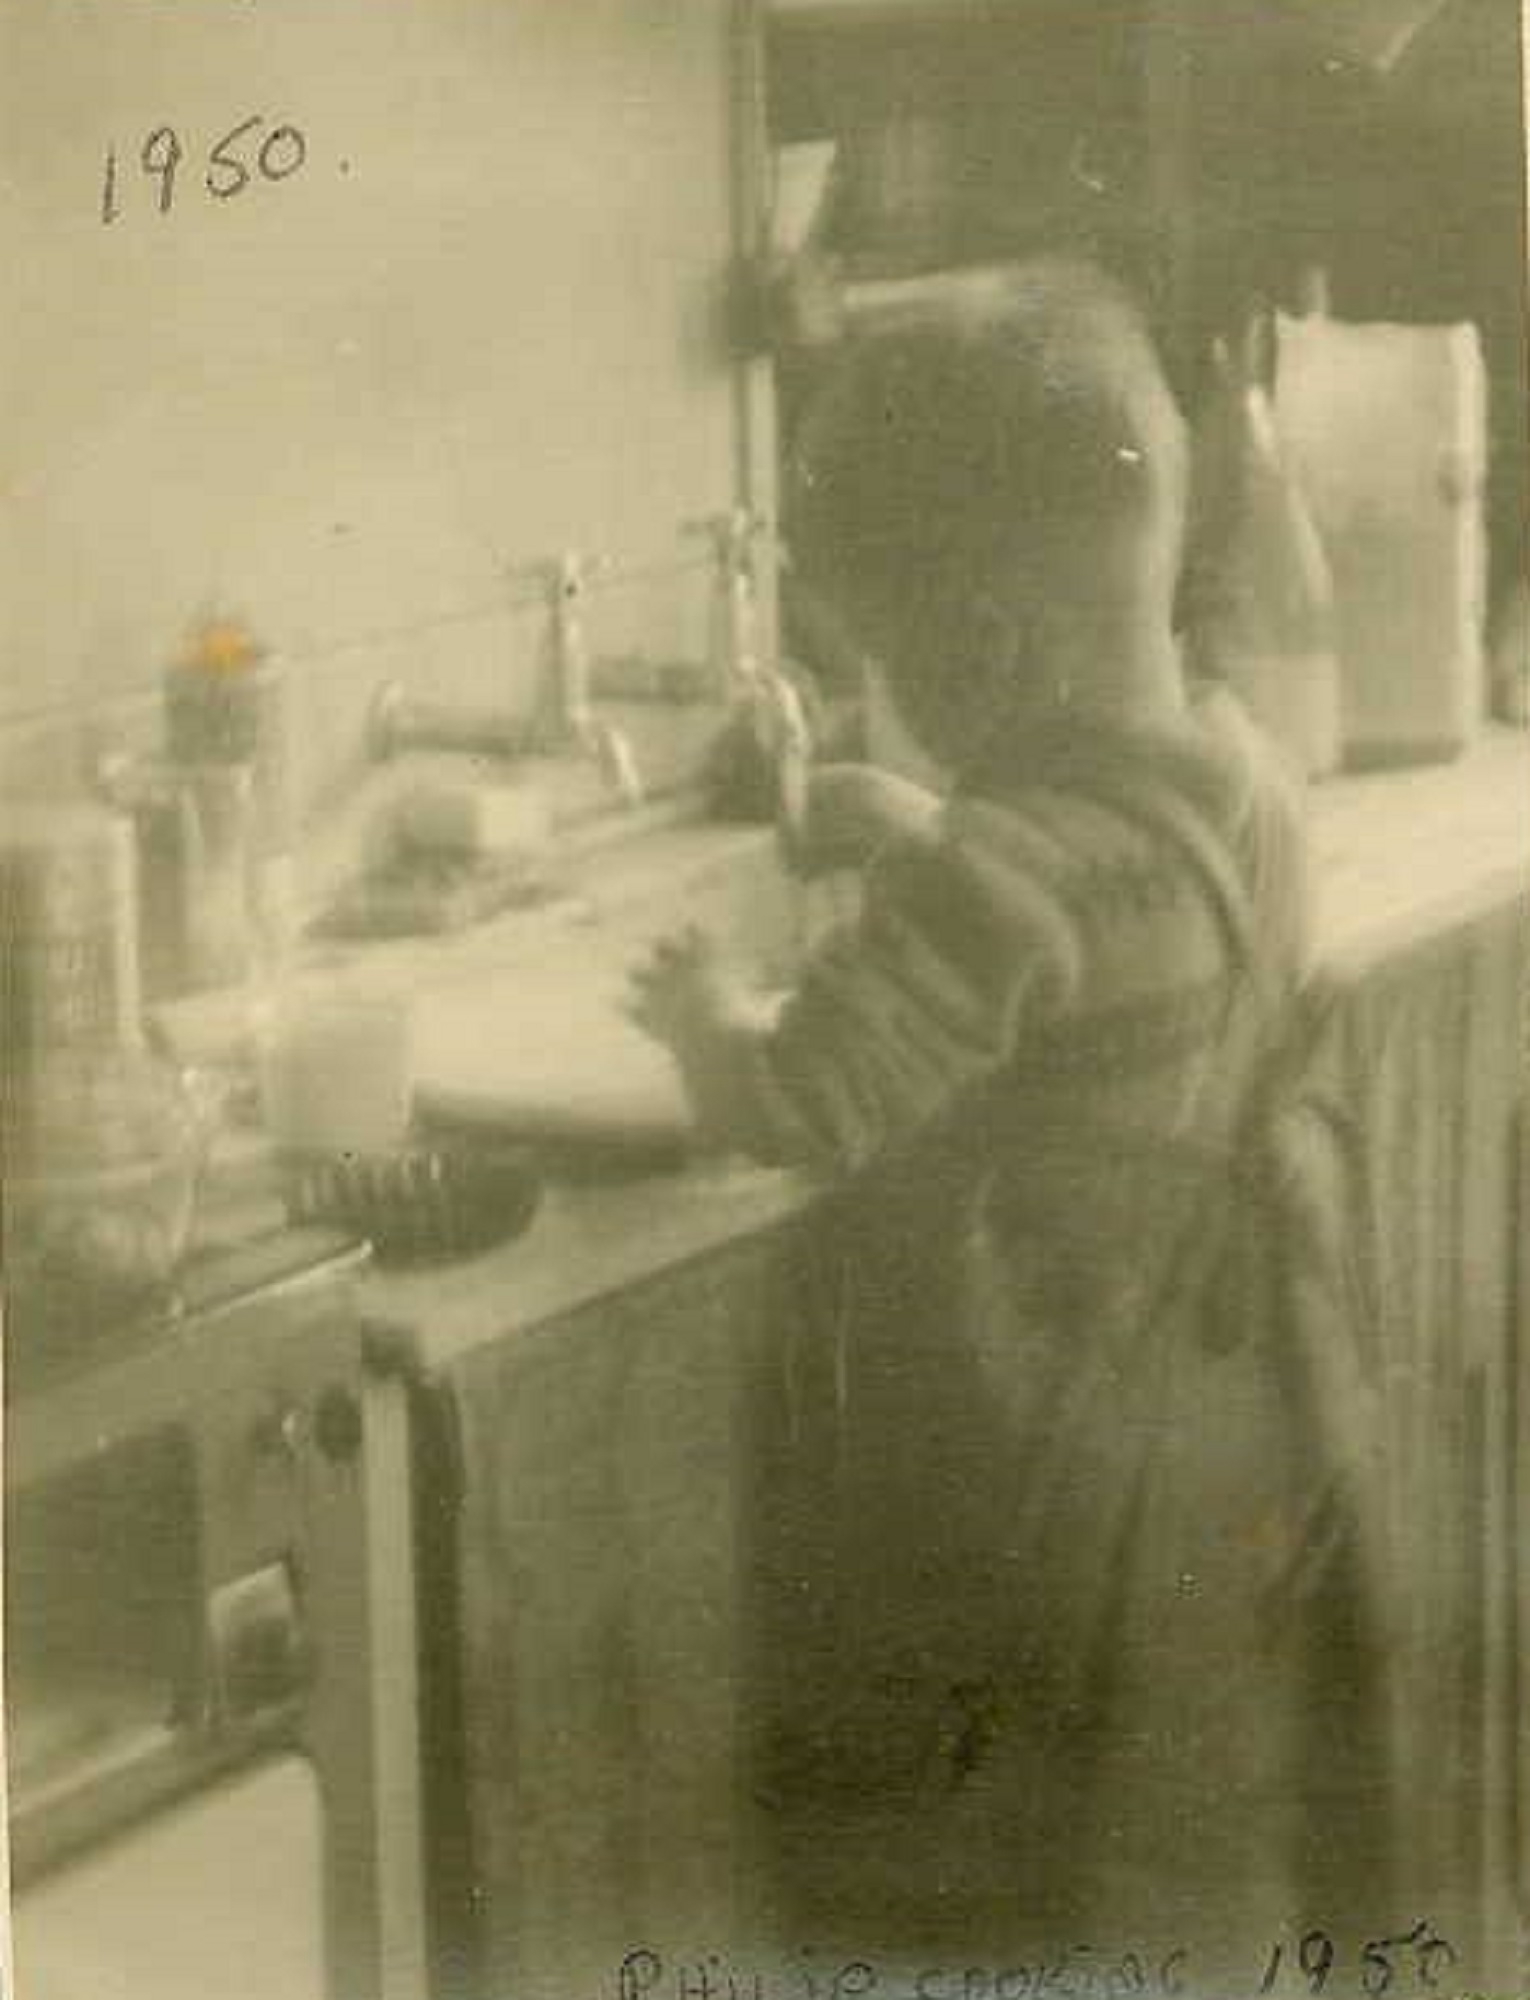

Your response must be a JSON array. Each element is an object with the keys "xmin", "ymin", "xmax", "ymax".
[
  {"xmin": 427, "ymin": 1229, "xmax": 791, "ymax": 2000},
  {"xmin": 1341, "ymin": 899, "xmax": 1527, "ymax": 1973}
]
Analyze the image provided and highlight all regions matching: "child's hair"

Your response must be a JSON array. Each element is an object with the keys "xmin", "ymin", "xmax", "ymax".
[{"xmin": 787, "ymin": 258, "xmax": 1188, "ymax": 764}]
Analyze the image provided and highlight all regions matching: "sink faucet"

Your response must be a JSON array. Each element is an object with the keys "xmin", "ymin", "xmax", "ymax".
[
  {"xmin": 683, "ymin": 508, "xmax": 768, "ymax": 702},
  {"xmin": 686, "ymin": 509, "xmax": 812, "ymax": 840},
  {"xmin": 510, "ymin": 552, "xmax": 643, "ymax": 807},
  {"xmin": 368, "ymin": 550, "xmax": 643, "ymax": 808}
]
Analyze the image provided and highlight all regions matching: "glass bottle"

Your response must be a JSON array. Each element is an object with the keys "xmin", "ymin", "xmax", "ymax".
[
  {"xmin": 1189, "ymin": 303, "xmax": 1342, "ymax": 781},
  {"xmin": 177, "ymin": 762, "xmax": 260, "ymax": 993}
]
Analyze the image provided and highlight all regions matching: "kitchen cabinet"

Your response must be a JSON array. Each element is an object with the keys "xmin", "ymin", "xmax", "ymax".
[{"xmin": 368, "ymin": 1195, "xmax": 804, "ymax": 2000}]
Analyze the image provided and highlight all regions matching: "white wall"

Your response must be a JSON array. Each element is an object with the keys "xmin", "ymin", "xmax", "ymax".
[{"xmin": 0, "ymin": 0, "xmax": 744, "ymax": 810}]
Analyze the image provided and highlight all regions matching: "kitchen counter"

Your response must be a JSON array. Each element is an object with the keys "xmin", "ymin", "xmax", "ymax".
[
  {"xmin": 361, "ymin": 725, "xmax": 1528, "ymax": 1377},
  {"xmin": 1308, "ymin": 726, "xmax": 1527, "ymax": 971}
]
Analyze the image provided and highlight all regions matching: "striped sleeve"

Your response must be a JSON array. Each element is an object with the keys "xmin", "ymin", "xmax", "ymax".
[
  {"xmin": 731, "ymin": 822, "xmax": 1088, "ymax": 1172},
  {"xmin": 1197, "ymin": 687, "xmax": 1314, "ymax": 980}
]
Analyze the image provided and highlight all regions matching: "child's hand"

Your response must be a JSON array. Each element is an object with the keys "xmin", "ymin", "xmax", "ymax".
[
  {"xmin": 626, "ymin": 927, "xmax": 744, "ymax": 1052},
  {"xmin": 627, "ymin": 929, "xmax": 780, "ymax": 1148}
]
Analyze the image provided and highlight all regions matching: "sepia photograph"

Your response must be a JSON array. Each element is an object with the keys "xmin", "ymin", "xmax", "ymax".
[{"xmin": 1, "ymin": 3, "xmax": 1527, "ymax": 1997}]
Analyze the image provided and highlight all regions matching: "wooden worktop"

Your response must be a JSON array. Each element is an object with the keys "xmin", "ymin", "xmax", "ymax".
[
  {"xmin": 1308, "ymin": 726, "xmax": 1527, "ymax": 971},
  {"xmin": 361, "ymin": 726, "xmax": 1527, "ymax": 1379}
]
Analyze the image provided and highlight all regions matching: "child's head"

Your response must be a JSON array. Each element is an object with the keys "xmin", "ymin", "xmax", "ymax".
[{"xmin": 787, "ymin": 258, "xmax": 1189, "ymax": 770}]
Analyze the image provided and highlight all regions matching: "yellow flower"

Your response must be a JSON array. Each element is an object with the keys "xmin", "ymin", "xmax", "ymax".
[{"xmin": 183, "ymin": 620, "xmax": 261, "ymax": 673}]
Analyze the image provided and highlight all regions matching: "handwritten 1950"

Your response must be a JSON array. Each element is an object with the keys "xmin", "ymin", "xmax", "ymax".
[{"xmin": 101, "ymin": 115, "xmax": 313, "ymax": 224}]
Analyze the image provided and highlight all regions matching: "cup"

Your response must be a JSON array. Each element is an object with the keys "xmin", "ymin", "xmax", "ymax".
[{"xmin": 258, "ymin": 986, "xmax": 415, "ymax": 1156}]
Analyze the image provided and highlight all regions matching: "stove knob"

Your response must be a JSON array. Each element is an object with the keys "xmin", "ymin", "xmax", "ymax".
[
  {"xmin": 251, "ymin": 1401, "xmax": 306, "ymax": 1462},
  {"xmin": 315, "ymin": 1384, "xmax": 363, "ymax": 1464}
]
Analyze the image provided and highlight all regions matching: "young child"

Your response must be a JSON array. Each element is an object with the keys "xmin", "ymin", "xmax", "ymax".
[
  {"xmin": 629, "ymin": 260, "xmax": 1389, "ymax": 1973},
  {"xmin": 630, "ymin": 259, "xmax": 1308, "ymax": 1174}
]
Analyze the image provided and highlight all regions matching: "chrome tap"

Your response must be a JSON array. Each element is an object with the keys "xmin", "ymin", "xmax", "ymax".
[
  {"xmin": 683, "ymin": 508, "xmax": 768, "ymax": 701},
  {"xmin": 368, "ymin": 551, "xmax": 643, "ymax": 807},
  {"xmin": 510, "ymin": 552, "xmax": 643, "ymax": 807},
  {"xmin": 687, "ymin": 509, "xmax": 812, "ymax": 839}
]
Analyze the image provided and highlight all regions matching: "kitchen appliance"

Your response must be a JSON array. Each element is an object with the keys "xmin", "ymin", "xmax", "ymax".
[{"xmin": 6, "ymin": 1229, "xmax": 426, "ymax": 2000}]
